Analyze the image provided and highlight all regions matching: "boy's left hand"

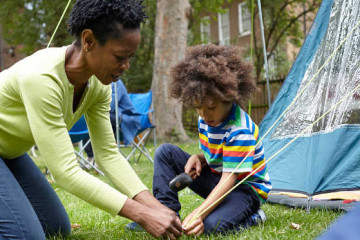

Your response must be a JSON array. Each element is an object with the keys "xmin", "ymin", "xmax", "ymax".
[
  {"xmin": 182, "ymin": 211, "xmax": 204, "ymax": 236},
  {"xmin": 185, "ymin": 154, "xmax": 205, "ymax": 179}
]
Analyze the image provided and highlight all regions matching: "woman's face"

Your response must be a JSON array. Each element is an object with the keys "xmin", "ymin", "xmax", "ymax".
[{"xmin": 86, "ymin": 29, "xmax": 141, "ymax": 85}]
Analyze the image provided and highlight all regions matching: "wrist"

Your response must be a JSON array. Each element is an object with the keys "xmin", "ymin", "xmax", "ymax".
[
  {"xmin": 197, "ymin": 153, "xmax": 206, "ymax": 163},
  {"xmin": 133, "ymin": 190, "xmax": 167, "ymax": 211},
  {"xmin": 119, "ymin": 197, "xmax": 148, "ymax": 224},
  {"xmin": 193, "ymin": 208, "xmax": 205, "ymax": 221}
]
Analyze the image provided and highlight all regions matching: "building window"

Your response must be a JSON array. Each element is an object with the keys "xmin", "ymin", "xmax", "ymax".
[
  {"xmin": 218, "ymin": 10, "xmax": 230, "ymax": 45},
  {"xmin": 238, "ymin": 2, "xmax": 251, "ymax": 36},
  {"xmin": 200, "ymin": 17, "xmax": 211, "ymax": 44}
]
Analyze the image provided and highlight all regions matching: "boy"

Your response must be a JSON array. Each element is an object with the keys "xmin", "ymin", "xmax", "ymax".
[{"xmin": 129, "ymin": 44, "xmax": 271, "ymax": 236}]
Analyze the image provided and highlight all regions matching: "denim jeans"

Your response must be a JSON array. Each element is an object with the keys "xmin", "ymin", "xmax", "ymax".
[
  {"xmin": 153, "ymin": 143, "xmax": 260, "ymax": 234},
  {"xmin": 0, "ymin": 153, "xmax": 71, "ymax": 239}
]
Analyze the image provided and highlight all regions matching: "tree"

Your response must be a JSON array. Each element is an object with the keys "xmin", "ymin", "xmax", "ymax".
[
  {"xmin": 0, "ymin": 0, "xmax": 242, "ymax": 141},
  {"xmin": 122, "ymin": 0, "xmax": 157, "ymax": 93},
  {"xmin": 151, "ymin": 0, "xmax": 192, "ymax": 141},
  {"xmin": 125, "ymin": 0, "xmax": 230, "ymax": 93},
  {"xmin": 150, "ymin": 0, "xmax": 233, "ymax": 141},
  {"xmin": 0, "ymin": 0, "xmax": 74, "ymax": 54},
  {"xmin": 248, "ymin": 0, "xmax": 321, "ymax": 80}
]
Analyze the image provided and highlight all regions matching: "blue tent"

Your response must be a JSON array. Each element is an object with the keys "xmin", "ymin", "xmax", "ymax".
[{"xmin": 260, "ymin": 0, "xmax": 360, "ymax": 209}]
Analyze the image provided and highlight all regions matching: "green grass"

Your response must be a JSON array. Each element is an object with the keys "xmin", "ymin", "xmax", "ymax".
[{"xmin": 32, "ymin": 142, "xmax": 342, "ymax": 240}]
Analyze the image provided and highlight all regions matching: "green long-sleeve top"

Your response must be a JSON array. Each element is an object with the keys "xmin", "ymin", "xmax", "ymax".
[{"xmin": 0, "ymin": 46, "xmax": 148, "ymax": 216}]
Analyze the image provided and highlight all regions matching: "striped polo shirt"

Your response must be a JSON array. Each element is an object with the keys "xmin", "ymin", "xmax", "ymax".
[{"xmin": 198, "ymin": 104, "xmax": 272, "ymax": 202}]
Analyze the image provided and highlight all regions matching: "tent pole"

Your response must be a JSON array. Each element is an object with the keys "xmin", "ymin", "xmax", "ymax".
[
  {"xmin": 306, "ymin": 196, "xmax": 312, "ymax": 213},
  {"xmin": 257, "ymin": 0, "xmax": 272, "ymax": 107}
]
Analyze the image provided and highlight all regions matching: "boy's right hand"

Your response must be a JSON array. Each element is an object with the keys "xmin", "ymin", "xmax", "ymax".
[{"xmin": 185, "ymin": 154, "xmax": 203, "ymax": 179}]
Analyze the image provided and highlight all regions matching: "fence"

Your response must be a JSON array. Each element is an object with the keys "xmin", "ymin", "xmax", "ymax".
[
  {"xmin": 182, "ymin": 76, "xmax": 285, "ymax": 133},
  {"xmin": 249, "ymin": 76, "xmax": 285, "ymax": 124}
]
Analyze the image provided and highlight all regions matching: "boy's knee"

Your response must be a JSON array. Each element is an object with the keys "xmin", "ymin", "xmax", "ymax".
[
  {"xmin": 154, "ymin": 143, "xmax": 176, "ymax": 160},
  {"xmin": 203, "ymin": 216, "xmax": 222, "ymax": 234},
  {"xmin": 203, "ymin": 216, "xmax": 233, "ymax": 234}
]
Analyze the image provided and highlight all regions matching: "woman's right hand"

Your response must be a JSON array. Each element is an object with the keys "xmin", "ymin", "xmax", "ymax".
[
  {"xmin": 184, "ymin": 154, "xmax": 203, "ymax": 179},
  {"xmin": 138, "ymin": 207, "xmax": 182, "ymax": 239},
  {"xmin": 120, "ymin": 193, "xmax": 182, "ymax": 239}
]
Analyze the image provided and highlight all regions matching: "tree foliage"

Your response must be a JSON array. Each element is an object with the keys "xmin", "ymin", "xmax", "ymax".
[
  {"xmin": 125, "ymin": 0, "xmax": 231, "ymax": 92},
  {"xmin": 0, "ymin": 0, "xmax": 232, "ymax": 92},
  {"xmin": 122, "ymin": 0, "xmax": 157, "ymax": 93},
  {"xmin": 0, "ymin": 0, "xmax": 74, "ymax": 54},
  {"xmin": 0, "ymin": 0, "xmax": 322, "ymax": 137},
  {"xmin": 246, "ymin": 0, "xmax": 322, "ymax": 80},
  {"xmin": 188, "ymin": 0, "xmax": 232, "ymax": 44}
]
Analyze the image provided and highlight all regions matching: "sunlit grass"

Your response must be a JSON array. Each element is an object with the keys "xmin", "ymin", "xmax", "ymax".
[{"xmin": 32, "ymin": 142, "xmax": 342, "ymax": 239}]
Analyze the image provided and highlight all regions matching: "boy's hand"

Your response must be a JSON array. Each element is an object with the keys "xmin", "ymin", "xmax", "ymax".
[
  {"xmin": 182, "ymin": 210, "xmax": 204, "ymax": 236},
  {"xmin": 185, "ymin": 154, "xmax": 203, "ymax": 179}
]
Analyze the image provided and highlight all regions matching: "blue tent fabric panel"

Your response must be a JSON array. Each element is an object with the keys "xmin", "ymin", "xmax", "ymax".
[{"xmin": 264, "ymin": 127, "xmax": 360, "ymax": 195}]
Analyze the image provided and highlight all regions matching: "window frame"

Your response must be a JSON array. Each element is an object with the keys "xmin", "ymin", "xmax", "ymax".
[
  {"xmin": 200, "ymin": 16, "xmax": 211, "ymax": 44},
  {"xmin": 217, "ymin": 10, "xmax": 230, "ymax": 45},
  {"xmin": 238, "ymin": 2, "xmax": 251, "ymax": 37}
]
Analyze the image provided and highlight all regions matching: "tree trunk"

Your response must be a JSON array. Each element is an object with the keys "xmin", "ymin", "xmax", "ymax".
[{"xmin": 151, "ymin": 0, "xmax": 191, "ymax": 142}]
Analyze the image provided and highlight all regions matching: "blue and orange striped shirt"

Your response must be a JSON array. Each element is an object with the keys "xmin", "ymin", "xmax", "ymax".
[{"xmin": 198, "ymin": 104, "xmax": 272, "ymax": 202}]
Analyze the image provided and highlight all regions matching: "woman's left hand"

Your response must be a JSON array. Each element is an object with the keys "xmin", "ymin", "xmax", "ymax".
[{"xmin": 182, "ymin": 210, "xmax": 204, "ymax": 236}]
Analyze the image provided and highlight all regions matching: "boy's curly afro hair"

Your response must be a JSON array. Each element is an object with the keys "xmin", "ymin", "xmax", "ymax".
[
  {"xmin": 169, "ymin": 44, "xmax": 257, "ymax": 108},
  {"xmin": 68, "ymin": 0, "xmax": 147, "ymax": 47}
]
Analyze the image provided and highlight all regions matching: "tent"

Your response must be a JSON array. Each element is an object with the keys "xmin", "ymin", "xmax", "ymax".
[{"xmin": 259, "ymin": 0, "xmax": 360, "ymax": 210}]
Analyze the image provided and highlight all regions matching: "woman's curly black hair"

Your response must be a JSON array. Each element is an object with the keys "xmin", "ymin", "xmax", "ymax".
[
  {"xmin": 67, "ymin": 0, "xmax": 147, "ymax": 47},
  {"xmin": 170, "ymin": 44, "xmax": 257, "ymax": 108}
]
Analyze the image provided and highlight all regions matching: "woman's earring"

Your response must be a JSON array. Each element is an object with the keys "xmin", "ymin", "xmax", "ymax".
[{"xmin": 84, "ymin": 48, "xmax": 89, "ymax": 52}]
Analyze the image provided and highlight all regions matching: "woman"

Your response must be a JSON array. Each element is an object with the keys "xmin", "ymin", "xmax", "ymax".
[{"xmin": 0, "ymin": 0, "xmax": 182, "ymax": 239}]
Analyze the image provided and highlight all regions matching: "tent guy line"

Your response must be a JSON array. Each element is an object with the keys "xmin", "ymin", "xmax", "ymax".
[
  {"xmin": 186, "ymin": 18, "xmax": 360, "ymax": 226},
  {"xmin": 47, "ymin": 0, "xmax": 72, "ymax": 48}
]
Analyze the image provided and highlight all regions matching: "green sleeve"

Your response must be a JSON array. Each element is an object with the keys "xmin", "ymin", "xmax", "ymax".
[
  {"xmin": 85, "ymin": 87, "xmax": 148, "ymax": 199},
  {"xmin": 19, "ymin": 75, "xmax": 136, "ymax": 216}
]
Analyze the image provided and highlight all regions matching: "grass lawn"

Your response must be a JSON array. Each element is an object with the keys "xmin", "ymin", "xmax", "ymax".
[{"xmin": 32, "ymin": 142, "xmax": 342, "ymax": 240}]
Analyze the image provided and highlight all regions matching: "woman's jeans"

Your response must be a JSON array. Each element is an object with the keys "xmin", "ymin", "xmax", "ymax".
[
  {"xmin": 153, "ymin": 143, "xmax": 260, "ymax": 234},
  {"xmin": 0, "ymin": 153, "xmax": 71, "ymax": 239}
]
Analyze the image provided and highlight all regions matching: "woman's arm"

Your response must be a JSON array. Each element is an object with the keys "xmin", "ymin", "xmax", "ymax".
[{"xmin": 85, "ymin": 87, "xmax": 148, "ymax": 199}]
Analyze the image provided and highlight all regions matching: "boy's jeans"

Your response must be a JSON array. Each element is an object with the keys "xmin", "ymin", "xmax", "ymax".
[
  {"xmin": 153, "ymin": 143, "xmax": 260, "ymax": 234},
  {"xmin": 0, "ymin": 153, "xmax": 71, "ymax": 240}
]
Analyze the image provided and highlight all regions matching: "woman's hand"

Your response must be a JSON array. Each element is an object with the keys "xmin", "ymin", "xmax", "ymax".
[
  {"xmin": 182, "ymin": 210, "xmax": 204, "ymax": 236},
  {"xmin": 138, "ymin": 207, "xmax": 182, "ymax": 239},
  {"xmin": 120, "ymin": 191, "xmax": 182, "ymax": 239},
  {"xmin": 184, "ymin": 154, "xmax": 204, "ymax": 179}
]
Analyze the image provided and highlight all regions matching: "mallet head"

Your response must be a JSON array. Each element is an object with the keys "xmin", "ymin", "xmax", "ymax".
[{"xmin": 169, "ymin": 173, "xmax": 193, "ymax": 192}]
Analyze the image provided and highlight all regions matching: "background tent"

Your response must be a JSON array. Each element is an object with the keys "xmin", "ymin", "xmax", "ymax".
[{"xmin": 259, "ymin": 0, "xmax": 360, "ymax": 210}]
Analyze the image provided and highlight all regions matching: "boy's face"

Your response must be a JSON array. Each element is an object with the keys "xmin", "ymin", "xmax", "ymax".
[{"xmin": 194, "ymin": 97, "xmax": 233, "ymax": 127}]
